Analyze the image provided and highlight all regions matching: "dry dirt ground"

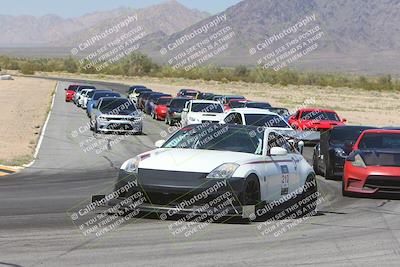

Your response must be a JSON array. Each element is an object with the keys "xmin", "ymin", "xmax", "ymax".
[
  {"xmin": 38, "ymin": 72, "xmax": 400, "ymax": 127},
  {"xmin": 0, "ymin": 76, "xmax": 56, "ymax": 165}
]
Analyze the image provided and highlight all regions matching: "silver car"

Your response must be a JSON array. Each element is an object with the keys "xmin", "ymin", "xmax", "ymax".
[{"xmin": 91, "ymin": 97, "xmax": 143, "ymax": 134}]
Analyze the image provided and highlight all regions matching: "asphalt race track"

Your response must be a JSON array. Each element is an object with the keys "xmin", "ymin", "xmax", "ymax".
[{"xmin": 1, "ymin": 80, "xmax": 400, "ymax": 267}]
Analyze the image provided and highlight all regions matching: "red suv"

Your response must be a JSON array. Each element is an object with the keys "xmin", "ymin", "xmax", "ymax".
[
  {"xmin": 289, "ymin": 108, "xmax": 346, "ymax": 131},
  {"xmin": 65, "ymin": 84, "xmax": 79, "ymax": 102}
]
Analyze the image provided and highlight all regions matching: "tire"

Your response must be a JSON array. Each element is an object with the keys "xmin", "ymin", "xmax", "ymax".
[
  {"xmin": 242, "ymin": 175, "xmax": 261, "ymax": 205},
  {"xmin": 324, "ymin": 159, "xmax": 334, "ymax": 180},
  {"xmin": 298, "ymin": 174, "xmax": 318, "ymax": 216},
  {"xmin": 313, "ymin": 153, "xmax": 322, "ymax": 176},
  {"xmin": 94, "ymin": 122, "xmax": 99, "ymax": 133},
  {"xmin": 342, "ymin": 179, "xmax": 351, "ymax": 197}
]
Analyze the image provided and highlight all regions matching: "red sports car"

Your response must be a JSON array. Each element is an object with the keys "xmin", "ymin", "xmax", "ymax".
[
  {"xmin": 343, "ymin": 129, "xmax": 400, "ymax": 197},
  {"xmin": 289, "ymin": 108, "xmax": 346, "ymax": 131},
  {"xmin": 152, "ymin": 96, "xmax": 172, "ymax": 120},
  {"xmin": 224, "ymin": 99, "xmax": 248, "ymax": 110},
  {"xmin": 65, "ymin": 84, "xmax": 79, "ymax": 102}
]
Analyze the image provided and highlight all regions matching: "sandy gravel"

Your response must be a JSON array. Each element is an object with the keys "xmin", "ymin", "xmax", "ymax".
[
  {"xmin": 36, "ymin": 72, "xmax": 400, "ymax": 127},
  {"xmin": 0, "ymin": 76, "xmax": 56, "ymax": 165}
]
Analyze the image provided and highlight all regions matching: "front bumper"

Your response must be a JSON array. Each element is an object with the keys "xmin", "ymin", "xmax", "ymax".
[
  {"xmin": 110, "ymin": 169, "xmax": 251, "ymax": 218},
  {"xmin": 97, "ymin": 119, "xmax": 142, "ymax": 133},
  {"xmin": 156, "ymin": 111, "xmax": 167, "ymax": 119},
  {"xmin": 66, "ymin": 94, "xmax": 74, "ymax": 101},
  {"xmin": 344, "ymin": 165, "xmax": 400, "ymax": 197}
]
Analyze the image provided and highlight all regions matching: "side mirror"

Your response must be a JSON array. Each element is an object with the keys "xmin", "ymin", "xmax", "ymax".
[
  {"xmin": 183, "ymin": 108, "xmax": 188, "ymax": 112},
  {"xmin": 270, "ymin": 147, "xmax": 288, "ymax": 156},
  {"xmin": 64, "ymin": 88, "xmax": 67, "ymax": 91},
  {"xmin": 155, "ymin": 140, "xmax": 166, "ymax": 148},
  {"xmin": 342, "ymin": 118, "xmax": 347, "ymax": 123},
  {"xmin": 297, "ymin": 141, "xmax": 305, "ymax": 154}
]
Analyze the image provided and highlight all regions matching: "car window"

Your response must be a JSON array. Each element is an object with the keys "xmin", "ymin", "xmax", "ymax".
[
  {"xmin": 267, "ymin": 132, "xmax": 296, "ymax": 154},
  {"xmin": 224, "ymin": 113, "xmax": 243, "ymax": 125},
  {"xmin": 191, "ymin": 103, "xmax": 223, "ymax": 113},
  {"xmin": 244, "ymin": 114, "xmax": 290, "ymax": 128}
]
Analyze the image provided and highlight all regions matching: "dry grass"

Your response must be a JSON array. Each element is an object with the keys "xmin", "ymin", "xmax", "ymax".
[
  {"xmin": 0, "ymin": 76, "xmax": 56, "ymax": 166},
  {"xmin": 36, "ymin": 71, "xmax": 400, "ymax": 127}
]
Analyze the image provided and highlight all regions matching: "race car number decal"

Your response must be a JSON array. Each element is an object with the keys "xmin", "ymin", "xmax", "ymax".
[{"xmin": 280, "ymin": 165, "xmax": 289, "ymax": 195}]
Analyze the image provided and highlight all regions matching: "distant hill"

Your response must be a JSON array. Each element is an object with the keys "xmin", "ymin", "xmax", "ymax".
[
  {"xmin": 141, "ymin": 0, "xmax": 400, "ymax": 75},
  {"xmin": 0, "ymin": 0, "xmax": 209, "ymax": 47},
  {"xmin": 0, "ymin": 0, "xmax": 399, "ymax": 75}
]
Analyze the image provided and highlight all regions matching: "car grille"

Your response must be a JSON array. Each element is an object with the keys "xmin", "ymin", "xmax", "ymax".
[
  {"xmin": 364, "ymin": 175, "xmax": 400, "ymax": 192},
  {"xmin": 106, "ymin": 123, "xmax": 133, "ymax": 130},
  {"xmin": 137, "ymin": 169, "xmax": 214, "ymax": 206}
]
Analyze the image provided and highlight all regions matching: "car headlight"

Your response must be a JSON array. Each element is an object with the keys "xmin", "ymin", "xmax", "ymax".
[
  {"xmin": 334, "ymin": 148, "xmax": 347, "ymax": 158},
  {"xmin": 121, "ymin": 156, "xmax": 140, "ymax": 174},
  {"xmin": 352, "ymin": 154, "xmax": 366, "ymax": 168},
  {"xmin": 98, "ymin": 116, "xmax": 108, "ymax": 123},
  {"xmin": 206, "ymin": 163, "xmax": 239, "ymax": 179}
]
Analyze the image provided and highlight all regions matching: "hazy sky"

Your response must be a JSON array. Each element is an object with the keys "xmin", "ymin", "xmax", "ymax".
[{"xmin": 0, "ymin": 0, "xmax": 242, "ymax": 17}]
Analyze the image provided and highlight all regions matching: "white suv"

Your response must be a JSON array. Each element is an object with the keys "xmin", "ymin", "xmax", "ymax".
[{"xmin": 181, "ymin": 100, "xmax": 225, "ymax": 126}]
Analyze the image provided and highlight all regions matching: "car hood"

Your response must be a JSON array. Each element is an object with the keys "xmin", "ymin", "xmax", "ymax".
[
  {"xmin": 303, "ymin": 120, "xmax": 344, "ymax": 127},
  {"xmin": 275, "ymin": 128, "xmax": 320, "ymax": 142},
  {"xmin": 100, "ymin": 110, "xmax": 139, "ymax": 116},
  {"xmin": 138, "ymin": 148, "xmax": 260, "ymax": 173}
]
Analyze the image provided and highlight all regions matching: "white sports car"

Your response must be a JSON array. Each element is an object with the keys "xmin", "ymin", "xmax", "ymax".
[
  {"xmin": 97, "ymin": 124, "xmax": 317, "ymax": 219},
  {"xmin": 180, "ymin": 100, "xmax": 225, "ymax": 126},
  {"xmin": 221, "ymin": 108, "xmax": 320, "ymax": 144}
]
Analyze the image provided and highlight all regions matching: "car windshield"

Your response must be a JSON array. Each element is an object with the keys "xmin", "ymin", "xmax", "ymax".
[
  {"xmin": 230, "ymin": 101, "xmax": 246, "ymax": 108},
  {"xmin": 157, "ymin": 98, "xmax": 171, "ymax": 105},
  {"xmin": 87, "ymin": 91, "xmax": 95, "ymax": 98},
  {"xmin": 244, "ymin": 114, "xmax": 290, "ymax": 128},
  {"xmin": 142, "ymin": 93, "xmax": 156, "ymax": 100},
  {"xmin": 246, "ymin": 102, "xmax": 271, "ymax": 109},
  {"xmin": 358, "ymin": 133, "xmax": 400, "ymax": 167},
  {"xmin": 225, "ymin": 96, "xmax": 244, "ymax": 104},
  {"xmin": 163, "ymin": 124, "xmax": 264, "ymax": 155},
  {"xmin": 170, "ymin": 99, "xmax": 189, "ymax": 108},
  {"xmin": 191, "ymin": 103, "xmax": 223, "ymax": 113},
  {"xmin": 68, "ymin": 85, "xmax": 78, "ymax": 91},
  {"xmin": 93, "ymin": 92, "xmax": 120, "ymax": 101},
  {"xmin": 184, "ymin": 91, "xmax": 198, "ymax": 97},
  {"xmin": 330, "ymin": 127, "xmax": 373, "ymax": 144},
  {"xmin": 359, "ymin": 133, "xmax": 400, "ymax": 150},
  {"xmin": 78, "ymin": 86, "xmax": 96, "ymax": 92},
  {"xmin": 301, "ymin": 111, "xmax": 340, "ymax": 121},
  {"xmin": 99, "ymin": 99, "xmax": 137, "ymax": 114}
]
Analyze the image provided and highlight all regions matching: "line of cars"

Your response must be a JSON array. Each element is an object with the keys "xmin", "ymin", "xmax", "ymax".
[
  {"xmin": 90, "ymin": 86, "xmax": 343, "ymax": 219},
  {"xmin": 68, "ymin": 82, "xmax": 398, "ymax": 220},
  {"xmin": 126, "ymin": 85, "xmax": 400, "ymax": 201},
  {"xmin": 65, "ymin": 84, "xmax": 143, "ymax": 134}
]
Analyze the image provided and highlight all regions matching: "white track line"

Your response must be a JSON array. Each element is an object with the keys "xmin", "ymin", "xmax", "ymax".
[{"xmin": 24, "ymin": 82, "xmax": 58, "ymax": 168}]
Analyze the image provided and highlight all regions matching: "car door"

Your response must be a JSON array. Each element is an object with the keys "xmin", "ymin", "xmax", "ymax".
[{"xmin": 265, "ymin": 132, "xmax": 299, "ymax": 201}]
